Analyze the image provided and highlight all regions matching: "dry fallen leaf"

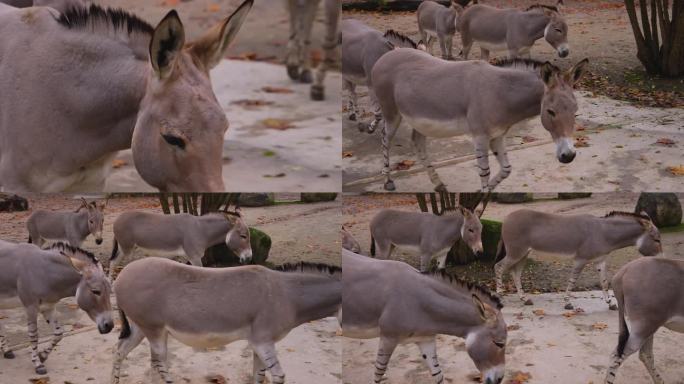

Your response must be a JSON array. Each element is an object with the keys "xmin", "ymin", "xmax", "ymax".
[
  {"xmin": 29, "ymin": 378, "xmax": 50, "ymax": 384},
  {"xmin": 230, "ymin": 99, "xmax": 274, "ymax": 108},
  {"xmin": 261, "ymin": 86, "xmax": 294, "ymax": 94},
  {"xmin": 393, "ymin": 159, "xmax": 415, "ymax": 171},
  {"xmin": 532, "ymin": 309, "xmax": 545, "ymax": 316},
  {"xmin": 667, "ymin": 165, "xmax": 684, "ymax": 176},
  {"xmin": 111, "ymin": 159, "xmax": 127, "ymax": 169},
  {"xmin": 521, "ymin": 136, "xmax": 538, "ymax": 143},
  {"xmin": 507, "ymin": 324, "xmax": 521, "ymax": 331},
  {"xmin": 656, "ymin": 137, "xmax": 676, "ymax": 146},
  {"xmin": 592, "ymin": 322, "xmax": 609, "ymax": 330},
  {"xmin": 207, "ymin": 4, "xmax": 221, "ymax": 12},
  {"xmin": 342, "ymin": 151, "xmax": 354, "ymax": 158},
  {"xmin": 575, "ymin": 135, "xmax": 590, "ymax": 148},
  {"xmin": 510, "ymin": 371, "xmax": 532, "ymax": 384},
  {"xmin": 205, "ymin": 374, "xmax": 227, "ymax": 384},
  {"xmin": 262, "ymin": 118, "xmax": 295, "ymax": 130}
]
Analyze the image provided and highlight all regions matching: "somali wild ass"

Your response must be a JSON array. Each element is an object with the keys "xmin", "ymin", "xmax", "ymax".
[
  {"xmin": 460, "ymin": 2, "xmax": 569, "ymax": 60},
  {"xmin": 372, "ymin": 52, "xmax": 588, "ymax": 192},
  {"xmin": 0, "ymin": 241, "xmax": 113, "ymax": 374},
  {"xmin": 342, "ymin": 20, "xmax": 423, "ymax": 133},
  {"xmin": 417, "ymin": 0, "xmax": 464, "ymax": 60},
  {"xmin": 0, "ymin": 0, "xmax": 253, "ymax": 192},
  {"xmin": 27, "ymin": 198, "xmax": 106, "ymax": 248},
  {"xmin": 342, "ymin": 226, "xmax": 361, "ymax": 253},
  {"xmin": 342, "ymin": 249, "xmax": 506, "ymax": 384},
  {"xmin": 370, "ymin": 207, "xmax": 483, "ymax": 272},
  {"xmin": 111, "ymin": 257, "xmax": 341, "ymax": 384},
  {"xmin": 109, "ymin": 211, "xmax": 252, "ymax": 279},
  {"xmin": 605, "ymin": 257, "xmax": 684, "ymax": 384},
  {"xmin": 495, "ymin": 210, "xmax": 662, "ymax": 310}
]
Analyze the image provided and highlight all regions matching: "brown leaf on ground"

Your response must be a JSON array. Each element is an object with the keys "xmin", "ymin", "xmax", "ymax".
[
  {"xmin": 656, "ymin": 137, "xmax": 676, "ymax": 146},
  {"xmin": 667, "ymin": 165, "xmax": 684, "ymax": 176},
  {"xmin": 71, "ymin": 323, "xmax": 85, "ymax": 330},
  {"xmin": 510, "ymin": 371, "xmax": 532, "ymax": 384},
  {"xmin": 161, "ymin": 0, "xmax": 180, "ymax": 6},
  {"xmin": 393, "ymin": 159, "xmax": 415, "ymax": 171},
  {"xmin": 263, "ymin": 173, "xmax": 286, "ymax": 178},
  {"xmin": 262, "ymin": 118, "xmax": 295, "ymax": 130},
  {"xmin": 507, "ymin": 324, "xmax": 521, "ymax": 331},
  {"xmin": 466, "ymin": 372, "xmax": 482, "ymax": 382},
  {"xmin": 532, "ymin": 309, "xmax": 545, "ymax": 316},
  {"xmin": 205, "ymin": 374, "xmax": 227, "ymax": 384},
  {"xmin": 111, "ymin": 159, "xmax": 127, "ymax": 169},
  {"xmin": 592, "ymin": 322, "xmax": 608, "ymax": 330},
  {"xmin": 230, "ymin": 99, "xmax": 274, "ymax": 108},
  {"xmin": 575, "ymin": 135, "xmax": 590, "ymax": 147},
  {"xmin": 261, "ymin": 86, "xmax": 294, "ymax": 94},
  {"xmin": 343, "ymin": 151, "xmax": 354, "ymax": 158},
  {"xmin": 521, "ymin": 136, "xmax": 538, "ymax": 143},
  {"xmin": 29, "ymin": 378, "xmax": 50, "ymax": 384}
]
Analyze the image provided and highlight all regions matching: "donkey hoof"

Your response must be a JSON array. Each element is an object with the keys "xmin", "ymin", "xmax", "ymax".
[
  {"xmin": 434, "ymin": 184, "xmax": 448, "ymax": 193},
  {"xmin": 564, "ymin": 303, "xmax": 574, "ymax": 310},
  {"xmin": 35, "ymin": 366, "xmax": 47, "ymax": 375},
  {"xmin": 286, "ymin": 65, "xmax": 300, "ymax": 81},
  {"xmin": 348, "ymin": 113, "xmax": 357, "ymax": 122},
  {"xmin": 310, "ymin": 85, "xmax": 325, "ymax": 101},
  {"xmin": 609, "ymin": 303, "xmax": 618, "ymax": 311},
  {"xmin": 384, "ymin": 180, "xmax": 396, "ymax": 191},
  {"xmin": 299, "ymin": 69, "xmax": 313, "ymax": 84},
  {"xmin": 3, "ymin": 350, "xmax": 15, "ymax": 359},
  {"xmin": 523, "ymin": 298, "xmax": 534, "ymax": 306}
]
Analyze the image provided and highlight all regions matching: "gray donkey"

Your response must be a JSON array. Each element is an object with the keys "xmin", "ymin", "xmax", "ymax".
[
  {"xmin": 311, "ymin": 0, "xmax": 340, "ymax": 101},
  {"xmin": 460, "ymin": 2, "xmax": 569, "ymax": 60},
  {"xmin": 27, "ymin": 198, "xmax": 106, "ymax": 248},
  {"xmin": 341, "ymin": 226, "xmax": 361, "ymax": 253},
  {"xmin": 0, "ymin": 241, "xmax": 114, "ymax": 374},
  {"xmin": 370, "ymin": 207, "xmax": 483, "ymax": 272},
  {"xmin": 0, "ymin": 0, "xmax": 253, "ymax": 192},
  {"xmin": 342, "ymin": 19, "xmax": 424, "ymax": 133},
  {"xmin": 372, "ymin": 51, "xmax": 588, "ymax": 192},
  {"xmin": 417, "ymin": 0, "xmax": 464, "ymax": 60},
  {"xmin": 495, "ymin": 210, "xmax": 662, "ymax": 310},
  {"xmin": 605, "ymin": 257, "xmax": 684, "ymax": 384},
  {"xmin": 111, "ymin": 258, "xmax": 341, "ymax": 384},
  {"xmin": 109, "ymin": 211, "xmax": 252, "ymax": 279},
  {"xmin": 343, "ymin": 250, "xmax": 506, "ymax": 384}
]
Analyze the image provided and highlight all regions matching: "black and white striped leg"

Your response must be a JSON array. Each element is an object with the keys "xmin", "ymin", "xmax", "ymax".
[
  {"xmin": 297, "ymin": 0, "xmax": 318, "ymax": 84},
  {"xmin": 382, "ymin": 117, "xmax": 402, "ymax": 191},
  {"xmin": 38, "ymin": 305, "xmax": 62, "ymax": 363},
  {"xmin": 487, "ymin": 136, "xmax": 512, "ymax": 190},
  {"xmin": 0, "ymin": 321, "xmax": 13, "ymax": 359},
  {"xmin": 596, "ymin": 258, "xmax": 616, "ymax": 310},
  {"xmin": 343, "ymin": 81, "xmax": 359, "ymax": 121},
  {"xmin": 605, "ymin": 352, "xmax": 624, "ymax": 384},
  {"xmin": 111, "ymin": 319, "xmax": 145, "ymax": 384},
  {"xmin": 374, "ymin": 337, "xmax": 398, "ymax": 383},
  {"xmin": 312, "ymin": 0, "xmax": 339, "ymax": 100},
  {"xmin": 639, "ymin": 336, "xmax": 665, "ymax": 384},
  {"xmin": 412, "ymin": 130, "xmax": 446, "ymax": 192},
  {"xmin": 252, "ymin": 350, "xmax": 267, "ymax": 384},
  {"xmin": 564, "ymin": 259, "xmax": 588, "ymax": 310},
  {"xmin": 473, "ymin": 136, "xmax": 491, "ymax": 192},
  {"xmin": 252, "ymin": 343, "xmax": 285, "ymax": 384},
  {"xmin": 417, "ymin": 338, "xmax": 443, "ymax": 384},
  {"xmin": 26, "ymin": 307, "xmax": 46, "ymax": 374},
  {"xmin": 149, "ymin": 332, "xmax": 173, "ymax": 384},
  {"xmin": 285, "ymin": 0, "xmax": 301, "ymax": 80},
  {"xmin": 367, "ymin": 90, "xmax": 383, "ymax": 134}
]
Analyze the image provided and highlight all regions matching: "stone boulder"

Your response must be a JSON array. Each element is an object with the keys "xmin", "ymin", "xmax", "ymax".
[
  {"xmin": 495, "ymin": 193, "xmax": 533, "ymax": 204},
  {"xmin": 635, "ymin": 193, "xmax": 682, "ymax": 228},
  {"xmin": 301, "ymin": 193, "xmax": 338, "ymax": 203},
  {"xmin": 558, "ymin": 193, "xmax": 592, "ymax": 200},
  {"xmin": 0, "ymin": 194, "xmax": 28, "ymax": 212},
  {"xmin": 238, "ymin": 193, "xmax": 275, "ymax": 207}
]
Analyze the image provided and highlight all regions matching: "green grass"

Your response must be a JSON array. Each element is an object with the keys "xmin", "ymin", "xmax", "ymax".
[{"xmin": 661, "ymin": 223, "xmax": 684, "ymax": 233}]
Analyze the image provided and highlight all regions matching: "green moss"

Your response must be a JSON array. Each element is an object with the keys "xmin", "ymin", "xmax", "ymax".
[
  {"xmin": 481, "ymin": 219, "xmax": 502, "ymax": 261},
  {"xmin": 249, "ymin": 227, "xmax": 272, "ymax": 264},
  {"xmin": 660, "ymin": 223, "xmax": 684, "ymax": 233}
]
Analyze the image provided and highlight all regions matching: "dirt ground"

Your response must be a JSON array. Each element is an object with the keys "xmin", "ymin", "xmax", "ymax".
[
  {"xmin": 0, "ymin": 194, "xmax": 341, "ymax": 383},
  {"xmin": 342, "ymin": 193, "xmax": 684, "ymax": 292}
]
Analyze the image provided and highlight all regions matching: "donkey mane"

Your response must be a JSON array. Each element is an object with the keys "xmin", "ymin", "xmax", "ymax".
[
  {"xmin": 383, "ymin": 30, "xmax": 419, "ymax": 49},
  {"xmin": 57, "ymin": 4, "xmax": 154, "ymax": 37},
  {"xmin": 275, "ymin": 262, "xmax": 342, "ymax": 277},
  {"xmin": 603, "ymin": 211, "xmax": 650, "ymax": 221},
  {"xmin": 428, "ymin": 270, "xmax": 503, "ymax": 309},
  {"xmin": 525, "ymin": 4, "xmax": 559, "ymax": 12},
  {"xmin": 492, "ymin": 57, "xmax": 552, "ymax": 71},
  {"xmin": 47, "ymin": 242, "xmax": 100, "ymax": 265}
]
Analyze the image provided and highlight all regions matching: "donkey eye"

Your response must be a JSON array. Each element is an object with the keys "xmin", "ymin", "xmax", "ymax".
[
  {"xmin": 162, "ymin": 134, "xmax": 186, "ymax": 150},
  {"xmin": 493, "ymin": 341, "xmax": 505, "ymax": 348},
  {"xmin": 92, "ymin": 290, "xmax": 102, "ymax": 296},
  {"xmin": 555, "ymin": 28, "xmax": 562, "ymax": 33},
  {"xmin": 240, "ymin": 235, "xmax": 248, "ymax": 239},
  {"xmin": 468, "ymin": 229, "xmax": 475, "ymax": 233},
  {"xmin": 547, "ymin": 109, "xmax": 556, "ymax": 117}
]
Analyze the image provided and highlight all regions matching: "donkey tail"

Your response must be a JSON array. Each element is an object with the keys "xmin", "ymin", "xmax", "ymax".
[
  {"xmin": 118, "ymin": 309, "xmax": 131, "ymax": 339},
  {"xmin": 370, "ymin": 233, "xmax": 376, "ymax": 257},
  {"xmin": 28, "ymin": 235, "xmax": 32, "ymax": 244},
  {"xmin": 110, "ymin": 239, "xmax": 119, "ymax": 261},
  {"xmin": 614, "ymin": 279, "xmax": 629, "ymax": 357},
  {"xmin": 495, "ymin": 237, "xmax": 506, "ymax": 262}
]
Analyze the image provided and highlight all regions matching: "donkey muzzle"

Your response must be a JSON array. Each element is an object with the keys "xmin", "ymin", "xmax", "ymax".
[
  {"xmin": 96, "ymin": 238, "xmax": 103, "ymax": 245},
  {"xmin": 557, "ymin": 44, "xmax": 570, "ymax": 58},
  {"xmin": 555, "ymin": 137, "xmax": 576, "ymax": 164},
  {"xmin": 239, "ymin": 250, "xmax": 253, "ymax": 264},
  {"xmin": 98, "ymin": 319, "xmax": 114, "ymax": 334}
]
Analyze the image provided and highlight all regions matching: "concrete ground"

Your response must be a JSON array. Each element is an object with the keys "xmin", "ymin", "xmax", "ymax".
[
  {"xmin": 343, "ymin": 92, "xmax": 684, "ymax": 192},
  {"xmin": 342, "ymin": 291, "xmax": 684, "ymax": 384}
]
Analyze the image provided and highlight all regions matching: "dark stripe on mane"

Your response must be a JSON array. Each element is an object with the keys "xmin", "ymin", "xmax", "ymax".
[
  {"xmin": 383, "ymin": 30, "xmax": 418, "ymax": 49},
  {"xmin": 526, "ymin": 4, "xmax": 559, "ymax": 12},
  {"xmin": 428, "ymin": 270, "xmax": 503, "ymax": 309},
  {"xmin": 492, "ymin": 57, "xmax": 550, "ymax": 70},
  {"xmin": 48, "ymin": 242, "xmax": 100, "ymax": 265},
  {"xmin": 603, "ymin": 211, "xmax": 650, "ymax": 221},
  {"xmin": 275, "ymin": 262, "xmax": 342, "ymax": 276},
  {"xmin": 57, "ymin": 4, "xmax": 154, "ymax": 36}
]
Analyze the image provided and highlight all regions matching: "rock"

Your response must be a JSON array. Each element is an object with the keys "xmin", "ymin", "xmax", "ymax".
[
  {"xmin": 0, "ymin": 194, "xmax": 28, "ymax": 212},
  {"xmin": 300, "ymin": 193, "xmax": 337, "ymax": 203},
  {"xmin": 558, "ymin": 193, "xmax": 592, "ymax": 200},
  {"xmin": 247, "ymin": 227, "xmax": 272, "ymax": 264},
  {"xmin": 203, "ymin": 227, "xmax": 271, "ymax": 266},
  {"xmin": 481, "ymin": 219, "xmax": 503, "ymax": 262},
  {"xmin": 238, "ymin": 193, "xmax": 275, "ymax": 207},
  {"xmin": 495, "ymin": 193, "xmax": 533, "ymax": 204},
  {"xmin": 635, "ymin": 193, "xmax": 682, "ymax": 228}
]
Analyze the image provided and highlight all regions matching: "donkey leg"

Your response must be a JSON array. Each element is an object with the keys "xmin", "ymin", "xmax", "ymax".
[
  {"xmin": 445, "ymin": 35, "xmax": 454, "ymax": 60},
  {"xmin": 38, "ymin": 304, "xmax": 62, "ymax": 363},
  {"xmin": 439, "ymin": 36, "xmax": 448, "ymax": 60},
  {"xmin": 252, "ymin": 343, "xmax": 286, "ymax": 384},
  {"xmin": 0, "ymin": 321, "xmax": 14, "ymax": 359},
  {"xmin": 367, "ymin": 89, "xmax": 383, "ymax": 134},
  {"xmin": 26, "ymin": 306, "xmax": 47, "ymax": 374},
  {"xmin": 343, "ymin": 80, "xmax": 358, "ymax": 122},
  {"xmin": 511, "ymin": 258, "xmax": 533, "ymax": 305},
  {"xmin": 285, "ymin": 0, "xmax": 301, "ymax": 80},
  {"xmin": 311, "ymin": 0, "xmax": 339, "ymax": 101},
  {"xmin": 596, "ymin": 258, "xmax": 617, "ymax": 310},
  {"xmin": 382, "ymin": 115, "xmax": 402, "ymax": 191},
  {"xmin": 487, "ymin": 136, "xmax": 512, "ymax": 190},
  {"xmin": 252, "ymin": 351, "xmax": 267, "ymax": 384},
  {"xmin": 416, "ymin": 337, "xmax": 444, "ymax": 384},
  {"xmin": 605, "ymin": 336, "xmax": 644, "ymax": 384},
  {"xmin": 412, "ymin": 130, "xmax": 446, "ymax": 192},
  {"xmin": 638, "ymin": 335, "xmax": 665, "ymax": 384},
  {"xmin": 473, "ymin": 135, "xmax": 492, "ymax": 192},
  {"xmin": 563, "ymin": 259, "xmax": 589, "ymax": 310},
  {"xmin": 111, "ymin": 320, "xmax": 145, "ymax": 384},
  {"xmin": 419, "ymin": 252, "xmax": 434, "ymax": 273},
  {"xmin": 436, "ymin": 249, "xmax": 449, "ymax": 270},
  {"xmin": 149, "ymin": 331, "xmax": 173, "ymax": 384},
  {"xmin": 297, "ymin": 0, "xmax": 319, "ymax": 84},
  {"xmin": 480, "ymin": 47, "xmax": 490, "ymax": 61},
  {"xmin": 374, "ymin": 336, "xmax": 398, "ymax": 383}
]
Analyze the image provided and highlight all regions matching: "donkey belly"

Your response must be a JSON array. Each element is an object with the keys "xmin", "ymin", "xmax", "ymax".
[
  {"xmin": 404, "ymin": 116, "xmax": 469, "ymax": 138},
  {"xmin": 136, "ymin": 246, "xmax": 186, "ymax": 259},
  {"xmin": 343, "ymin": 325, "xmax": 380, "ymax": 339},
  {"xmin": 664, "ymin": 316, "xmax": 684, "ymax": 333},
  {"xmin": 33, "ymin": 153, "xmax": 116, "ymax": 193},
  {"xmin": 168, "ymin": 326, "xmax": 252, "ymax": 349},
  {"xmin": 476, "ymin": 40, "xmax": 508, "ymax": 52}
]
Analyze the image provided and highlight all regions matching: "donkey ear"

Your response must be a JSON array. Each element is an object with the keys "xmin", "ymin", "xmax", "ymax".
[
  {"xmin": 472, "ymin": 294, "xmax": 487, "ymax": 320},
  {"xmin": 150, "ymin": 10, "xmax": 186, "ymax": 79},
  {"xmin": 564, "ymin": 58, "xmax": 589, "ymax": 86},
  {"xmin": 540, "ymin": 62, "xmax": 559, "ymax": 87},
  {"xmin": 190, "ymin": 0, "xmax": 253, "ymax": 70},
  {"xmin": 65, "ymin": 255, "xmax": 88, "ymax": 274}
]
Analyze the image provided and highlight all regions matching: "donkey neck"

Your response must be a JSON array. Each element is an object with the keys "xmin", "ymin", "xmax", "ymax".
[
  {"xmin": 599, "ymin": 218, "xmax": 645, "ymax": 250},
  {"xmin": 281, "ymin": 273, "xmax": 341, "ymax": 325},
  {"xmin": 436, "ymin": 213, "xmax": 465, "ymax": 238},
  {"xmin": 35, "ymin": 253, "xmax": 82, "ymax": 299},
  {"xmin": 418, "ymin": 277, "xmax": 488, "ymax": 337},
  {"xmin": 521, "ymin": 11, "xmax": 552, "ymax": 41},
  {"xmin": 71, "ymin": 211, "xmax": 91, "ymax": 238},
  {"xmin": 195, "ymin": 215, "xmax": 231, "ymax": 246}
]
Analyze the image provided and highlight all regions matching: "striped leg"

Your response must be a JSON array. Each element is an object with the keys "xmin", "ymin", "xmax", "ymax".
[
  {"xmin": 367, "ymin": 90, "xmax": 383, "ymax": 134},
  {"xmin": 111, "ymin": 320, "xmax": 145, "ymax": 384},
  {"xmin": 374, "ymin": 337, "xmax": 398, "ymax": 383},
  {"xmin": 412, "ymin": 130, "xmax": 446, "ymax": 192},
  {"xmin": 26, "ymin": 306, "xmax": 46, "ymax": 374},
  {"xmin": 252, "ymin": 343, "xmax": 285, "ymax": 384},
  {"xmin": 296, "ymin": 0, "xmax": 319, "ymax": 84},
  {"xmin": 417, "ymin": 338, "xmax": 443, "ymax": 384},
  {"xmin": 37, "ymin": 304, "xmax": 62, "ymax": 363},
  {"xmin": 343, "ymin": 80, "xmax": 358, "ymax": 121},
  {"xmin": 311, "ymin": 0, "xmax": 339, "ymax": 101},
  {"xmin": 252, "ymin": 350, "xmax": 267, "ymax": 384},
  {"xmin": 487, "ymin": 136, "xmax": 512, "ymax": 190},
  {"xmin": 285, "ymin": 0, "xmax": 301, "ymax": 81},
  {"xmin": 473, "ymin": 136, "xmax": 491, "ymax": 192},
  {"xmin": 0, "ymin": 321, "xmax": 14, "ymax": 359},
  {"xmin": 382, "ymin": 116, "xmax": 402, "ymax": 191},
  {"xmin": 564, "ymin": 259, "xmax": 589, "ymax": 310},
  {"xmin": 596, "ymin": 258, "xmax": 617, "ymax": 310},
  {"xmin": 638, "ymin": 336, "xmax": 665, "ymax": 384},
  {"xmin": 149, "ymin": 332, "xmax": 173, "ymax": 384}
]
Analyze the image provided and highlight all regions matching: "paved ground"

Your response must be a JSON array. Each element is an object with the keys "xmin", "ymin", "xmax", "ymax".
[{"xmin": 342, "ymin": 290, "xmax": 684, "ymax": 384}]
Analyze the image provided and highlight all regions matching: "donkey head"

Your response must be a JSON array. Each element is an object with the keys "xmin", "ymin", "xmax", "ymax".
[
  {"xmin": 541, "ymin": 6, "xmax": 569, "ymax": 57},
  {"xmin": 636, "ymin": 212, "xmax": 662, "ymax": 256},
  {"xmin": 223, "ymin": 210, "xmax": 253, "ymax": 263},
  {"xmin": 132, "ymin": 0, "xmax": 254, "ymax": 191},
  {"xmin": 539, "ymin": 58, "xmax": 589, "ymax": 164},
  {"xmin": 466, "ymin": 295, "xmax": 506, "ymax": 384},
  {"xmin": 80, "ymin": 198, "xmax": 105, "ymax": 245},
  {"xmin": 458, "ymin": 207, "xmax": 484, "ymax": 257},
  {"xmin": 64, "ymin": 254, "xmax": 114, "ymax": 334}
]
